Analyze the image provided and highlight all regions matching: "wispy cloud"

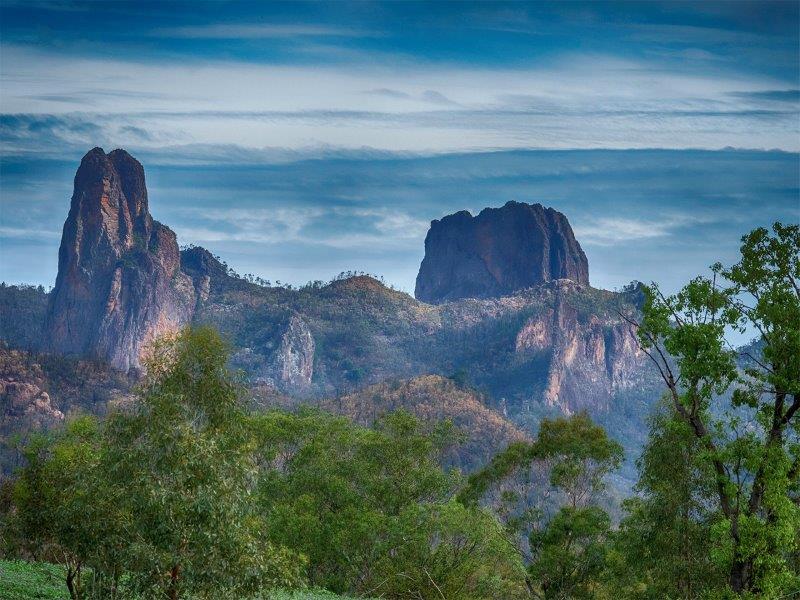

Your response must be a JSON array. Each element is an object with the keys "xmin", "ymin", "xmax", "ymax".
[
  {"xmin": 0, "ymin": 226, "xmax": 61, "ymax": 240},
  {"xmin": 2, "ymin": 44, "xmax": 797, "ymax": 152},
  {"xmin": 351, "ymin": 209, "xmax": 430, "ymax": 239},
  {"xmin": 364, "ymin": 88, "xmax": 459, "ymax": 106},
  {"xmin": 150, "ymin": 23, "xmax": 377, "ymax": 40},
  {"xmin": 365, "ymin": 88, "xmax": 413, "ymax": 100},
  {"xmin": 172, "ymin": 206, "xmax": 428, "ymax": 250},
  {"xmin": 420, "ymin": 90, "xmax": 458, "ymax": 106},
  {"xmin": 573, "ymin": 215, "xmax": 715, "ymax": 247},
  {"xmin": 728, "ymin": 89, "xmax": 800, "ymax": 103},
  {"xmin": 626, "ymin": 23, "xmax": 772, "ymax": 46}
]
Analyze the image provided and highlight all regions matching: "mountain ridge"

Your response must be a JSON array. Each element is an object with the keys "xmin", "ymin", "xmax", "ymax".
[{"xmin": 0, "ymin": 148, "xmax": 663, "ymax": 477}]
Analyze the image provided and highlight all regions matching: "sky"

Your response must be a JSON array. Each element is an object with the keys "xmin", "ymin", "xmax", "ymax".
[{"xmin": 1, "ymin": 1, "xmax": 798, "ymax": 305}]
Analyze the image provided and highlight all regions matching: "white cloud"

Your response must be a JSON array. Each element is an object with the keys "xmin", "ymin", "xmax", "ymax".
[
  {"xmin": 573, "ymin": 215, "xmax": 715, "ymax": 246},
  {"xmin": 1, "ymin": 45, "xmax": 797, "ymax": 152},
  {"xmin": 171, "ymin": 205, "xmax": 429, "ymax": 250},
  {"xmin": 0, "ymin": 226, "xmax": 61, "ymax": 240},
  {"xmin": 174, "ymin": 207, "xmax": 322, "ymax": 244},
  {"xmin": 350, "ymin": 209, "xmax": 430, "ymax": 239}
]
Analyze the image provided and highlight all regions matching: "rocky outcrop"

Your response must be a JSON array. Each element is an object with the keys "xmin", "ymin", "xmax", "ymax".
[
  {"xmin": 0, "ymin": 344, "xmax": 137, "ymax": 472},
  {"xmin": 275, "ymin": 314, "xmax": 315, "ymax": 390},
  {"xmin": 231, "ymin": 312, "xmax": 315, "ymax": 392},
  {"xmin": 513, "ymin": 281, "xmax": 644, "ymax": 415},
  {"xmin": 179, "ymin": 246, "xmax": 229, "ymax": 311},
  {"xmin": 0, "ymin": 379, "xmax": 64, "ymax": 431},
  {"xmin": 0, "ymin": 348, "xmax": 64, "ymax": 431},
  {"xmin": 45, "ymin": 148, "xmax": 195, "ymax": 372},
  {"xmin": 415, "ymin": 201, "xmax": 589, "ymax": 303}
]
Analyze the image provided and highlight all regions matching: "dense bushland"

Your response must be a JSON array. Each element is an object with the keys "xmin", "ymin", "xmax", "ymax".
[{"xmin": 0, "ymin": 328, "xmax": 529, "ymax": 599}]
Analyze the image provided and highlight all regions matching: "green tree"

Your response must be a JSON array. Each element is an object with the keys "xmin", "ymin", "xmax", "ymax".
[
  {"xmin": 528, "ymin": 505, "xmax": 610, "ymax": 599},
  {"xmin": 630, "ymin": 222, "xmax": 800, "ymax": 596},
  {"xmin": 255, "ymin": 409, "xmax": 526, "ymax": 598},
  {"xmin": 459, "ymin": 412, "xmax": 622, "ymax": 599},
  {"xmin": 6, "ymin": 417, "xmax": 127, "ymax": 599},
  {"xmin": 374, "ymin": 499, "xmax": 528, "ymax": 599},
  {"xmin": 609, "ymin": 399, "xmax": 724, "ymax": 598},
  {"xmin": 103, "ymin": 326, "xmax": 304, "ymax": 599}
]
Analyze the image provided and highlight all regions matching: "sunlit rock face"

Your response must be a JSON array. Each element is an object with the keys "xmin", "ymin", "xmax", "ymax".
[
  {"xmin": 513, "ymin": 280, "xmax": 644, "ymax": 415},
  {"xmin": 45, "ymin": 148, "xmax": 195, "ymax": 372},
  {"xmin": 231, "ymin": 312, "xmax": 316, "ymax": 393},
  {"xmin": 275, "ymin": 314, "xmax": 315, "ymax": 390},
  {"xmin": 415, "ymin": 201, "xmax": 589, "ymax": 304}
]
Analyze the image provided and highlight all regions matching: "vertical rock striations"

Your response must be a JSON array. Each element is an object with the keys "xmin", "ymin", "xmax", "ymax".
[
  {"xmin": 513, "ymin": 281, "xmax": 645, "ymax": 415},
  {"xmin": 274, "ymin": 314, "xmax": 316, "ymax": 390},
  {"xmin": 415, "ymin": 201, "xmax": 589, "ymax": 303},
  {"xmin": 45, "ymin": 148, "xmax": 195, "ymax": 371},
  {"xmin": 230, "ymin": 311, "xmax": 316, "ymax": 393}
]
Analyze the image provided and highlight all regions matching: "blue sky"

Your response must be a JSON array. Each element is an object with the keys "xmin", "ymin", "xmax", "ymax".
[{"xmin": 1, "ymin": 1, "xmax": 798, "ymax": 304}]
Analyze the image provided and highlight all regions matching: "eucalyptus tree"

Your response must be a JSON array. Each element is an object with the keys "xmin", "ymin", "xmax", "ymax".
[
  {"xmin": 630, "ymin": 223, "xmax": 800, "ymax": 596},
  {"xmin": 609, "ymin": 400, "xmax": 724, "ymax": 598},
  {"xmin": 459, "ymin": 412, "xmax": 623, "ymax": 599},
  {"xmin": 103, "ymin": 326, "xmax": 304, "ymax": 599}
]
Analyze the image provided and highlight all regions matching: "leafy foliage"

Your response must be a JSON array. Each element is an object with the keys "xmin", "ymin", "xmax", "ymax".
[
  {"xmin": 459, "ymin": 412, "xmax": 622, "ymax": 598},
  {"xmin": 608, "ymin": 400, "xmax": 725, "ymax": 598},
  {"xmin": 104, "ymin": 327, "xmax": 305, "ymax": 598},
  {"xmin": 2, "ymin": 327, "xmax": 528, "ymax": 599},
  {"xmin": 0, "ymin": 344, "xmax": 133, "ymax": 474},
  {"xmin": 254, "ymin": 408, "xmax": 525, "ymax": 598},
  {"xmin": 632, "ymin": 222, "xmax": 800, "ymax": 596},
  {"xmin": 4, "ymin": 328, "xmax": 305, "ymax": 599}
]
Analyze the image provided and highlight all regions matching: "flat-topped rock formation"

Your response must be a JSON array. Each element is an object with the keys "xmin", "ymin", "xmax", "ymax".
[{"xmin": 415, "ymin": 201, "xmax": 589, "ymax": 304}]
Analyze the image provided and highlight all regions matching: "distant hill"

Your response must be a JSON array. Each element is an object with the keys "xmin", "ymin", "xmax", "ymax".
[{"xmin": 321, "ymin": 375, "xmax": 527, "ymax": 470}]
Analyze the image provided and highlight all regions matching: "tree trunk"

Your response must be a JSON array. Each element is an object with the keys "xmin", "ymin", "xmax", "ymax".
[
  {"xmin": 168, "ymin": 563, "xmax": 181, "ymax": 600},
  {"xmin": 729, "ymin": 558, "xmax": 752, "ymax": 594},
  {"xmin": 66, "ymin": 566, "xmax": 78, "ymax": 600}
]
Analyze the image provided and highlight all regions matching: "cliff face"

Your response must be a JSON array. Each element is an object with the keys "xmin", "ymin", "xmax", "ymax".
[
  {"xmin": 45, "ymin": 148, "xmax": 195, "ymax": 371},
  {"xmin": 230, "ymin": 311, "xmax": 316, "ymax": 393},
  {"xmin": 513, "ymin": 281, "xmax": 644, "ymax": 415},
  {"xmin": 275, "ymin": 314, "xmax": 315, "ymax": 389},
  {"xmin": 415, "ymin": 201, "xmax": 589, "ymax": 304}
]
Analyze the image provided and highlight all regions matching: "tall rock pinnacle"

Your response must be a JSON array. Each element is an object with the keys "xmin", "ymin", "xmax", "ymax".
[
  {"xmin": 45, "ymin": 148, "xmax": 195, "ymax": 371},
  {"xmin": 415, "ymin": 201, "xmax": 589, "ymax": 303}
]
